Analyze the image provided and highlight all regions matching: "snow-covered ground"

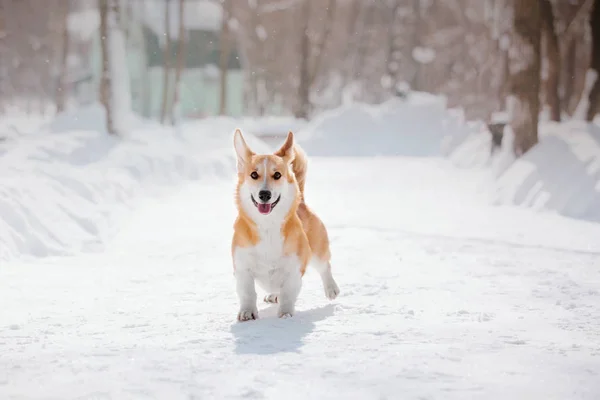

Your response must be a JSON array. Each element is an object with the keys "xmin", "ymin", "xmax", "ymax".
[
  {"xmin": 1, "ymin": 97, "xmax": 600, "ymax": 399},
  {"xmin": 450, "ymin": 119, "xmax": 600, "ymax": 223}
]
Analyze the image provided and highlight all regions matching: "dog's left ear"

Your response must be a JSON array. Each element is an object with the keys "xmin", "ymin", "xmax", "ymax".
[
  {"xmin": 274, "ymin": 131, "xmax": 295, "ymax": 163},
  {"xmin": 233, "ymin": 129, "xmax": 254, "ymax": 172}
]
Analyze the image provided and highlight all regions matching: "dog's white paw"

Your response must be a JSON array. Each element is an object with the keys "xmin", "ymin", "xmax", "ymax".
[
  {"xmin": 263, "ymin": 294, "xmax": 279, "ymax": 304},
  {"xmin": 324, "ymin": 280, "xmax": 340, "ymax": 300},
  {"xmin": 237, "ymin": 309, "xmax": 258, "ymax": 322},
  {"xmin": 278, "ymin": 312, "xmax": 293, "ymax": 319}
]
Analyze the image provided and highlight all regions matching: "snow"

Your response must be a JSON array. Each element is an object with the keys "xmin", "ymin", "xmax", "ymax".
[
  {"xmin": 412, "ymin": 46, "xmax": 436, "ymax": 64},
  {"xmin": 449, "ymin": 114, "xmax": 600, "ymax": 223},
  {"xmin": 67, "ymin": 8, "xmax": 100, "ymax": 41},
  {"xmin": 573, "ymin": 69, "xmax": 598, "ymax": 120},
  {"xmin": 255, "ymin": 25, "xmax": 268, "ymax": 41},
  {"xmin": 494, "ymin": 121, "xmax": 600, "ymax": 222},
  {"xmin": 0, "ymin": 105, "xmax": 244, "ymax": 262},
  {"xmin": 2, "ymin": 97, "xmax": 600, "ymax": 399},
  {"xmin": 296, "ymin": 92, "xmax": 470, "ymax": 157}
]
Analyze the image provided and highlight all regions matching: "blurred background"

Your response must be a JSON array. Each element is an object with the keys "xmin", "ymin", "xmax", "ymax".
[{"xmin": 0, "ymin": 0, "xmax": 598, "ymax": 153}]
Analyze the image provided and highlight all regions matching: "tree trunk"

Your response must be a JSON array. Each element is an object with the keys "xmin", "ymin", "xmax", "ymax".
[
  {"xmin": 562, "ymin": 38, "xmax": 577, "ymax": 114},
  {"xmin": 384, "ymin": 0, "xmax": 401, "ymax": 94},
  {"xmin": 586, "ymin": 0, "xmax": 600, "ymax": 121},
  {"xmin": 540, "ymin": 0, "xmax": 560, "ymax": 122},
  {"xmin": 351, "ymin": 3, "xmax": 374, "ymax": 83},
  {"xmin": 171, "ymin": 0, "xmax": 186, "ymax": 125},
  {"xmin": 309, "ymin": 0, "xmax": 336, "ymax": 85},
  {"xmin": 509, "ymin": 0, "xmax": 541, "ymax": 156},
  {"xmin": 56, "ymin": 0, "xmax": 70, "ymax": 114},
  {"xmin": 98, "ymin": 0, "xmax": 115, "ymax": 134},
  {"xmin": 160, "ymin": 0, "xmax": 171, "ymax": 124},
  {"xmin": 295, "ymin": 0, "xmax": 311, "ymax": 119},
  {"xmin": 409, "ymin": 0, "xmax": 422, "ymax": 91},
  {"xmin": 218, "ymin": 0, "xmax": 231, "ymax": 115}
]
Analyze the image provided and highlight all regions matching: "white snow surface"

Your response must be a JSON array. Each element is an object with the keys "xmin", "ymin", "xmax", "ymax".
[
  {"xmin": 2, "ymin": 98, "xmax": 600, "ymax": 399},
  {"xmin": 296, "ymin": 93, "xmax": 469, "ymax": 157},
  {"xmin": 0, "ymin": 105, "xmax": 270, "ymax": 262}
]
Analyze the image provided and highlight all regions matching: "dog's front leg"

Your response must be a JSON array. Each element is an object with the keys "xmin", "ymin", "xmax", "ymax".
[
  {"xmin": 277, "ymin": 259, "xmax": 303, "ymax": 318},
  {"xmin": 235, "ymin": 266, "xmax": 258, "ymax": 321}
]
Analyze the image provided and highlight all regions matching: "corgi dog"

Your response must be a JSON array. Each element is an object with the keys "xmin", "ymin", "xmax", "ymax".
[{"xmin": 231, "ymin": 129, "xmax": 340, "ymax": 321}]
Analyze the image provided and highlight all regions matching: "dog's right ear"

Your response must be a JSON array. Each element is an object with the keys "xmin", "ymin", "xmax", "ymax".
[{"xmin": 233, "ymin": 129, "xmax": 254, "ymax": 172}]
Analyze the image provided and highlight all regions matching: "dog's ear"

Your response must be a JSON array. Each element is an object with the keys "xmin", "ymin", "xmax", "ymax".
[
  {"xmin": 274, "ymin": 131, "xmax": 295, "ymax": 163},
  {"xmin": 233, "ymin": 129, "xmax": 254, "ymax": 171}
]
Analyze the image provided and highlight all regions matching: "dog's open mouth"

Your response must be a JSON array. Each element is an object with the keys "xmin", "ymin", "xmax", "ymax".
[{"xmin": 251, "ymin": 195, "xmax": 281, "ymax": 215}]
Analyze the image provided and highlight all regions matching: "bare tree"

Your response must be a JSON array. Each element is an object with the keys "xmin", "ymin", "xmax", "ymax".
[
  {"xmin": 540, "ymin": 0, "xmax": 561, "ymax": 122},
  {"xmin": 160, "ymin": 0, "xmax": 172, "ymax": 124},
  {"xmin": 586, "ymin": 0, "xmax": 600, "ymax": 121},
  {"xmin": 295, "ymin": 0, "xmax": 337, "ymax": 119},
  {"xmin": 558, "ymin": 0, "xmax": 593, "ymax": 116},
  {"xmin": 219, "ymin": 0, "xmax": 232, "ymax": 115},
  {"xmin": 55, "ymin": 0, "xmax": 70, "ymax": 114},
  {"xmin": 295, "ymin": 0, "xmax": 312, "ymax": 119},
  {"xmin": 98, "ymin": 0, "xmax": 115, "ymax": 134},
  {"xmin": 508, "ymin": 0, "xmax": 541, "ymax": 156},
  {"xmin": 171, "ymin": 0, "xmax": 186, "ymax": 124}
]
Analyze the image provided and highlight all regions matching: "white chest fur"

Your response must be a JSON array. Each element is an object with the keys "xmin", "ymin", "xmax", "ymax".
[{"xmin": 234, "ymin": 222, "xmax": 300, "ymax": 293}]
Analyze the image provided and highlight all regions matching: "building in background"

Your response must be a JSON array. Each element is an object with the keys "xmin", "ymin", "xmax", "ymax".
[{"xmin": 69, "ymin": 0, "xmax": 244, "ymax": 119}]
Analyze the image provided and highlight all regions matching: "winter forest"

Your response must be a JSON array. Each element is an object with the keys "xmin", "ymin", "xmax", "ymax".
[
  {"xmin": 1, "ymin": 0, "xmax": 599, "ymax": 153},
  {"xmin": 1, "ymin": 1, "xmax": 600, "ymax": 399}
]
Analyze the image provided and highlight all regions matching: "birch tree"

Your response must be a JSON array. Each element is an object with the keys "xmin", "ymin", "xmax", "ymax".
[
  {"xmin": 98, "ymin": 0, "xmax": 115, "ymax": 134},
  {"xmin": 171, "ymin": 0, "xmax": 186, "ymax": 125},
  {"xmin": 219, "ymin": 0, "xmax": 232, "ymax": 115},
  {"xmin": 160, "ymin": 0, "xmax": 172, "ymax": 124}
]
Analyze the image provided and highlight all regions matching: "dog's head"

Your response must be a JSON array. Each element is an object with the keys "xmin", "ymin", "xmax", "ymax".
[{"xmin": 233, "ymin": 129, "xmax": 299, "ymax": 219}]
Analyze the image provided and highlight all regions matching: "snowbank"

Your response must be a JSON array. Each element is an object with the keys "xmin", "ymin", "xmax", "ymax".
[
  {"xmin": 296, "ymin": 92, "xmax": 471, "ymax": 157},
  {"xmin": 0, "ymin": 106, "xmax": 269, "ymax": 263},
  {"xmin": 493, "ymin": 121, "xmax": 600, "ymax": 222}
]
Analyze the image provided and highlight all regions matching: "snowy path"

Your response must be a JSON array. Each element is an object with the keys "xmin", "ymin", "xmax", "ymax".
[{"xmin": 2, "ymin": 157, "xmax": 600, "ymax": 399}]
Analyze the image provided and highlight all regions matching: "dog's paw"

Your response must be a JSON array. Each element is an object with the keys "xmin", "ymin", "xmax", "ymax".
[
  {"xmin": 324, "ymin": 280, "xmax": 340, "ymax": 300},
  {"xmin": 278, "ymin": 312, "xmax": 293, "ymax": 319},
  {"xmin": 263, "ymin": 294, "xmax": 279, "ymax": 304},
  {"xmin": 237, "ymin": 309, "xmax": 258, "ymax": 322}
]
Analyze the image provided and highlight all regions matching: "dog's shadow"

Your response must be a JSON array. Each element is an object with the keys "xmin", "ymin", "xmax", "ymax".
[{"xmin": 230, "ymin": 303, "xmax": 335, "ymax": 355}]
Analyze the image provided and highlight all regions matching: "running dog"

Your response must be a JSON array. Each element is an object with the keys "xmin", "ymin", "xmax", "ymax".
[{"xmin": 231, "ymin": 129, "xmax": 340, "ymax": 321}]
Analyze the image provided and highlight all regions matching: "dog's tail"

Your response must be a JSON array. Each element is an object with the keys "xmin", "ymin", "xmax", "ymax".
[{"xmin": 292, "ymin": 143, "xmax": 308, "ymax": 202}]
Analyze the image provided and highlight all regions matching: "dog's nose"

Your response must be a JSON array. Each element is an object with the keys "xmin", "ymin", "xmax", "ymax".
[{"xmin": 258, "ymin": 190, "xmax": 272, "ymax": 202}]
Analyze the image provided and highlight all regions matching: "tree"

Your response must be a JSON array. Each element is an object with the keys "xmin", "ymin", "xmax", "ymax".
[
  {"xmin": 508, "ymin": 0, "xmax": 541, "ymax": 156},
  {"xmin": 219, "ymin": 0, "xmax": 232, "ymax": 115},
  {"xmin": 295, "ymin": 0, "xmax": 336, "ymax": 119},
  {"xmin": 540, "ymin": 0, "xmax": 560, "ymax": 122},
  {"xmin": 171, "ymin": 0, "xmax": 186, "ymax": 125},
  {"xmin": 160, "ymin": 0, "xmax": 172, "ymax": 124},
  {"xmin": 55, "ymin": 0, "xmax": 70, "ymax": 113},
  {"xmin": 98, "ymin": 0, "xmax": 115, "ymax": 134},
  {"xmin": 586, "ymin": 0, "xmax": 600, "ymax": 121}
]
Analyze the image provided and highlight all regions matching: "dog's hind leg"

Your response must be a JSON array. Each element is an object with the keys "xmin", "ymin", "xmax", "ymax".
[
  {"xmin": 263, "ymin": 293, "xmax": 278, "ymax": 303},
  {"xmin": 312, "ymin": 258, "xmax": 340, "ymax": 300}
]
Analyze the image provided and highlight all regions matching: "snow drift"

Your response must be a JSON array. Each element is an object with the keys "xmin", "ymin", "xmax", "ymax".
[
  {"xmin": 494, "ymin": 121, "xmax": 600, "ymax": 222},
  {"xmin": 296, "ymin": 92, "xmax": 470, "ymax": 157},
  {"xmin": 0, "ymin": 105, "xmax": 273, "ymax": 263}
]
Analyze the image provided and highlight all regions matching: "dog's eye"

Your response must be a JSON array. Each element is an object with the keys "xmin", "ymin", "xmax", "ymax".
[
  {"xmin": 273, "ymin": 172, "xmax": 281, "ymax": 180},
  {"xmin": 250, "ymin": 171, "xmax": 259, "ymax": 180}
]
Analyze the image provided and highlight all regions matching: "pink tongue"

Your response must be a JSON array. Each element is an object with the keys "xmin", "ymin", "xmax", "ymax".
[{"xmin": 258, "ymin": 203, "xmax": 272, "ymax": 214}]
